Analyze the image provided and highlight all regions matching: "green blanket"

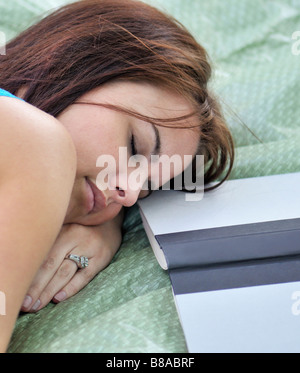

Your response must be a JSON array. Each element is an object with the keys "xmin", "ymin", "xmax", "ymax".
[{"xmin": 2, "ymin": 0, "xmax": 300, "ymax": 353}]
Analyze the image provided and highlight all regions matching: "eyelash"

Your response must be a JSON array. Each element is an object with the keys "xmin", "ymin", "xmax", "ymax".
[
  {"xmin": 130, "ymin": 134, "xmax": 137, "ymax": 156},
  {"xmin": 129, "ymin": 136, "xmax": 153, "ymax": 198}
]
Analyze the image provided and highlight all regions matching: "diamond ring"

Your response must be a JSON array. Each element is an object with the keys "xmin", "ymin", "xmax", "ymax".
[{"xmin": 66, "ymin": 254, "xmax": 89, "ymax": 269}]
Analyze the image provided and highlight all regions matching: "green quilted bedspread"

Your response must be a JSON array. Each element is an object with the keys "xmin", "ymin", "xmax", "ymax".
[{"xmin": 1, "ymin": 0, "xmax": 300, "ymax": 352}]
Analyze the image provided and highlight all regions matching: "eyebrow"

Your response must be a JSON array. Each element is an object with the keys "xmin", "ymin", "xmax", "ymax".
[
  {"xmin": 151, "ymin": 123, "xmax": 161, "ymax": 157},
  {"xmin": 73, "ymin": 100, "xmax": 161, "ymax": 157}
]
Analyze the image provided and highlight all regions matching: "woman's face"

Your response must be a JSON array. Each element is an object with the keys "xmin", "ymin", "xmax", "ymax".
[{"xmin": 58, "ymin": 81, "xmax": 200, "ymax": 226}]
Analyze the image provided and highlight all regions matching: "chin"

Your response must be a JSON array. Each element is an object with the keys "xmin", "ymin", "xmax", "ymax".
[{"xmin": 67, "ymin": 203, "xmax": 122, "ymax": 226}]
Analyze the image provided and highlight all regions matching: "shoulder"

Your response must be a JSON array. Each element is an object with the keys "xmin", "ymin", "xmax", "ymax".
[{"xmin": 0, "ymin": 97, "xmax": 76, "ymax": 176}]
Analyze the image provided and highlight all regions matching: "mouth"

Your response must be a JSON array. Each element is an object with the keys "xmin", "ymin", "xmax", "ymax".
[{"xmin": 85, "ymin": 178, "xmax": 107, "ymax": 214}]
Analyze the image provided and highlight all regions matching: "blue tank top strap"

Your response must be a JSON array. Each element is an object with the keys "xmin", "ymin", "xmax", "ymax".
[{"xmin": 0, "ymin": 88, "xmax": 24, "ymax": 101}]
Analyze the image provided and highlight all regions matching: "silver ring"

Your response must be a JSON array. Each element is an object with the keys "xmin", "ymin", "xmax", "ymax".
[{"xmin": 66, "ymin": 254, "xmax": 89, "ymax": 269}]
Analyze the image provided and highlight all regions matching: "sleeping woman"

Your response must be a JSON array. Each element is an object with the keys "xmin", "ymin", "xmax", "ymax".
[{"xmin": 0, "ymin": 0, "xmax": 234, "ymax": 351}]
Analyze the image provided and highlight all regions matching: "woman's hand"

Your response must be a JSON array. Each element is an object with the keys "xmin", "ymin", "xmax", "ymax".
[{"xmin": 21, "ymin": 212, "xmax": 123, "ymax": 312}]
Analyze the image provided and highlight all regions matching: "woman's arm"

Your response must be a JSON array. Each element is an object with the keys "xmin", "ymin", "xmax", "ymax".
[
  {"xmin": 21, "ymin": 210, "xmax": 124, "ymax": 312},
  {"xmin": 0, "ymin": 97, "xmax": 76, "ymax": 352}
]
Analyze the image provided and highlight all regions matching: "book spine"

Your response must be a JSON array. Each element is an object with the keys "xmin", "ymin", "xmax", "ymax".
[{"xmin": 155, "ymin": 218, "xmax": 300, "ymax": 270}]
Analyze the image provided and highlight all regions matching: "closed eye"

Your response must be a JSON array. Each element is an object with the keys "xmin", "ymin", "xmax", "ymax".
[{"xmin": 130, "ymin": 134, "xmax": 137, "ymax": 156}]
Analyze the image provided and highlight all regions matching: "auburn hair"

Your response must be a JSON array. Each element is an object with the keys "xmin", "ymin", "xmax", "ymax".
[{"xmin": 0, "ymin": 0, "xmax": 234, "ymax": 189}]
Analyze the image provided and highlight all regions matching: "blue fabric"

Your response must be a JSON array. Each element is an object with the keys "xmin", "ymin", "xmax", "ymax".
[{"xmin": 0, "ymin": 88, "xmax": 23, "ymax": 100}]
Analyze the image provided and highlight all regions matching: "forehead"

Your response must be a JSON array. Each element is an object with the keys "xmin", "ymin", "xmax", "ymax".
[
  {"xmin": 82, "ymin": 80, "xmax": 200, "ymax": 155},
  {"xmin": 81, "ymin": 80, "xmax": 192, "ymax": 114},
  {"xmin": 82, "ymin": 80, "xmax": 187, "ymax": 104}
]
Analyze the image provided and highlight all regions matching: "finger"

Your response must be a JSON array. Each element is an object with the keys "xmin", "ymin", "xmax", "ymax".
[
  {"xmin": 28, "ymin": 258, "xmax": 78, "ymax": 312},
  {"xmin": 53, "ymin": 262, "xmax": 97, "ymax": 303},
  {"xmin": 53, "ymin": 245, "xmax": 117, "ymax": 303},
  {"xmin": 29, "ymin": 251, "xmax": 94, "ymax": 311},
  {"xmin": 52, "ymin": 243, "xmax": 117, "ymax": 303},
  {"xmin": 21, "ymin": 251, "xmax": 67, "ymax": 312},
  {"xmin": 21, "ymin": 225, "xmax": 80, "ymax": 312}
]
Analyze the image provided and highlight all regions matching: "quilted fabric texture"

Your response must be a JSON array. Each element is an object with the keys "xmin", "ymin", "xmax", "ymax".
[{"xmin": 1, "ymin": 0, "xmax": 300, "ymax": 352}]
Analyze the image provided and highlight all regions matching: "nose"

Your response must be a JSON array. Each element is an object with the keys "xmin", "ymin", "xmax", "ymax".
[
  {"xmin": 108, "ymin": 170, "xmax": 148, "ymax": 207},
  {"xmin": 109, "ymin": 186, "xmax": 140, "ymax": 207}
]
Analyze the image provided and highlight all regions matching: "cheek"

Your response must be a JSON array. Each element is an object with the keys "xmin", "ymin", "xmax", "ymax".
[
  {"xmin": 59, "ymin": 109, "xmax": 101, "ymax": 151},
  {"xmin": 147, "ymin": 159, "xmax": 182, "ymax": 191},
  {"xmin": 71, "ymin": 125, "xmax": 124, "ymax": 172},
  {"xmin": 65, "ymin": 127, "xmax": 105, "ymax": 174},
  {"xmin": 107, "ymin": 203, "xmax": 123, "ymax": 220}
]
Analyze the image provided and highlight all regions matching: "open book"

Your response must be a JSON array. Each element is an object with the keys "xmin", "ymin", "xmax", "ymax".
[{"xmin": 138, "ymin": 172, "xmax": 300, "ymax": 352}]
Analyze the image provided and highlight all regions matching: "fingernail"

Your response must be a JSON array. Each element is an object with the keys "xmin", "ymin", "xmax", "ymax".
[
  {"xmin": 22, "ymin": 295, "xmax": 32, "ymax": 309},
  {"xmin": 54, "ymin": 291, "xmax": 66, "ymax": 302},
  {"xmin": 31, "ymin": 299, "xmax": 41, "ymax": 311}
]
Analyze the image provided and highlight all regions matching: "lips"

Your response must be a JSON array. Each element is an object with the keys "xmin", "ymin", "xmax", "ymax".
[{"xmin": 85, "ymin": 178, "xmax": 107, "ymax": 214}]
